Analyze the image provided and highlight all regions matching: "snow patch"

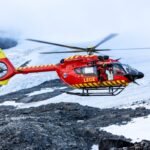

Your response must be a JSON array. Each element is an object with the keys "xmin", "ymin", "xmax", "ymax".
[
  {"xmin": 27, "ymin": 88, "xmax": 54, "ymax": 96},
  {"xmin": 91, "ymin": 145, "xmax": 98, "ymax": 150},
  {"xmin": 0, "ymin": 101, "xmax": 23, "ymax": 107},
  {"xmin": 101, "ymin": 115, "xmax": 150, "ymax": 142},
  {"xmin": 118, "ymin": 100, "xmax": 150, "ymax": 110}
]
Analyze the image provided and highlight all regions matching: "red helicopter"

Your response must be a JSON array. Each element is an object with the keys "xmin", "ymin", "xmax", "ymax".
[{"xmin": 0, "ymin": 34, "xmax": 145, "ymax": 96}]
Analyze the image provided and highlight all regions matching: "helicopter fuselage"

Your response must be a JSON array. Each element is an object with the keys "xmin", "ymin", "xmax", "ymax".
[{"xmin": 56, "ymin": 55, "xmax": 130, "ymax": 89}]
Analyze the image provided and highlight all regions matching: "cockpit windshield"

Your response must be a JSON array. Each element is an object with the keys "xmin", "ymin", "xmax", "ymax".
[
  {"xmin": 122, "ymin": 64, "xmax": 138, "ymax": 75},
  {"xmin": 108, "ymin": 63, "xmax": 138, "ymax": 76}
]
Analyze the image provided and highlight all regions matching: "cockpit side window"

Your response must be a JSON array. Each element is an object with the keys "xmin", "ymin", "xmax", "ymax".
[
  {"xmin": 113, "ymin": 64, "xmax": 126, "ymax": 75},
  {"xmin": 122, "ymin": 64, "xmax": 130, "ymax": 73}
]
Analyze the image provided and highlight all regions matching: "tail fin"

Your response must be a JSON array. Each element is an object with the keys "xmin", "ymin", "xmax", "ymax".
[{"xmin": 0, "ymin": 49, "xmax": 15, "ymax": 85}]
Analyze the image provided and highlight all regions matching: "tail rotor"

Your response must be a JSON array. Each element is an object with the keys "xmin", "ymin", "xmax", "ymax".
[{"xmin": 0, "ymin": 49, "xmax": 15, "ymax": 85}]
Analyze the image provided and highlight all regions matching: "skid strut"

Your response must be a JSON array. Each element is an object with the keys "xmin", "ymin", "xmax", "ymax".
[{"xmin": 65, "ymin": 86, "xmax": 125, "ymax": 96}]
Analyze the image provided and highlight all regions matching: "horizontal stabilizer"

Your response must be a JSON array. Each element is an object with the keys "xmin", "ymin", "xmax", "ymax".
[{"xmin": 0, "ymin": 79, "xmax": 9, "ymax": 85}]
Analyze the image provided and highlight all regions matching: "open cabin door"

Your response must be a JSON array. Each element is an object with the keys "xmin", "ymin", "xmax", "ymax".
[{"xmin": 97, "ymin": 63, "xmax": 126, "ymax": 81}]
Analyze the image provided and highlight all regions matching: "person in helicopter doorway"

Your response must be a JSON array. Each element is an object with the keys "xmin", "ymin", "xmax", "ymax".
[
  {"xmin": 97, "ymin": 64, "xmax": 114, "ymax": 81},
  {"xmin": 105, "ymin": 64, "xmax": 114, "ymax": 80}
]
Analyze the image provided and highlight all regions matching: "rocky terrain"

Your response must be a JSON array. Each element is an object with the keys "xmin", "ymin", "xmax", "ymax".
[
  {"xmin": 0, "ymin": 79, "xmax": 150, "ymax": 149},
  {"xmin": 0, "ymin": 100, "xmax": 150, "ymax": 149}
]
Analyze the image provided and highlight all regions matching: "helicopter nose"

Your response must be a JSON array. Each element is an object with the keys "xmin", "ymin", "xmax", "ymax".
[
  {"xmin": 125, "ymin": 71, "xmax": 144, "ymax": 82},
  {"xmin": 132, "ymin": 71, "xmax": 144, "ymax": 80},
  {"xmin": 137, "ymin": 72, "xmax": 144, "ymax": 79}
]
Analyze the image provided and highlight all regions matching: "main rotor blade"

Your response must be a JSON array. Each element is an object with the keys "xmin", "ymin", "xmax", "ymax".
[
  {"xmin": 40, "ymin": 50, "xmax": 86, "ymax": 54},
  {"xmin": 95, "ymin": 47, "xmax": 150, "ymax": 51},
  {"xmin": 93, "ymin": 33, "xmax": 118, "ymax": 49},
  {"xmin": 110, "ymin": 47, "xmax": 150, "ymax": 50},
  {"xmin": 40, "ymin": 48, "xmax": 111, "ymax": 54},
  {"xmin": 27, "ymin": 39, "xmax": 86, "ymax": 51},
  {"xmin": 93, "ymin": 49, "xmax": 111, "ymax": 52}
]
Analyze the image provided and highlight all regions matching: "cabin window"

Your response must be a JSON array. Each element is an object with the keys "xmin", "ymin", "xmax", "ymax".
[
  {"xmin": 82, "ymin": 67, "xmax": 97, "ymax": 75},
  {"xmin": 74, "ymin": 66, "xmax": 97, "ymax": 76}
]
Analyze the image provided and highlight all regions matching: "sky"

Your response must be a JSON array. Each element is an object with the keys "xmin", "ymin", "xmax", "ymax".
[{"xmin": 0, "ymin": 0, "xmax": 150, "ymax": 44}]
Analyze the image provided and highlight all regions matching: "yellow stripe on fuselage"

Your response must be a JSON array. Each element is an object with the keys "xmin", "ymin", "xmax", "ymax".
[{"xmin": 71, "ymin": 80, "xmax": 128, "ymax": 89}]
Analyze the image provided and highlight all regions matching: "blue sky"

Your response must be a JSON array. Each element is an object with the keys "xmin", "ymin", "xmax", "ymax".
[{"xmin": 0, "ymin": 0, "xmax": 150, "ymax": 44}]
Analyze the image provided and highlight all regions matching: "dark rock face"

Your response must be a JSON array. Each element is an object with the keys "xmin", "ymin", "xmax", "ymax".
[
  {"xmin": 0, "ymin": 103, "xmax": 150, "ymax": 149},
  {"xmin": 99, "ymin": 138, "xmax": 134, "ymax": 149},
  {"xmin": 0, "ymin": 37, "xmax": 17, "ymax": 49},
  {"xmin": 99, "ymin": 139, "xmax": 150, "ymax": 150}
]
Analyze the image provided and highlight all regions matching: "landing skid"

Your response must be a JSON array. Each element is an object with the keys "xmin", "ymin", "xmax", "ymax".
[{"xmin": 64, "ymin": 87, "xmax": 125, "ymax": 96}]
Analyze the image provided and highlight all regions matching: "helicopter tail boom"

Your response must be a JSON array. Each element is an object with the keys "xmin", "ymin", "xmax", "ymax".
[
  {"xmin": 16, "ymin": 64, "xmax": 57, "ymax": 74},
  {"xmin": 0, "ymin": 50, "xmax": 57, "ymax": 86}
]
